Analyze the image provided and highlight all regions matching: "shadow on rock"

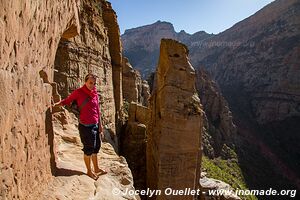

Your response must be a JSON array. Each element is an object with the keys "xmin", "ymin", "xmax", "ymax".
[{"xmin": 54, "ymin": 168, "xmax": 85, "ymax": 177}]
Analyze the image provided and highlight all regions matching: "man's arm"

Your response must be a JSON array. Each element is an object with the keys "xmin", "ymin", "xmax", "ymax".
[
  {"xmin": 98, "ymin": 116, "xmax": 103, "ymax": 132},
  {"xmin": 53, "ymin": 90, "xmax": 78, "ymax": 107}
]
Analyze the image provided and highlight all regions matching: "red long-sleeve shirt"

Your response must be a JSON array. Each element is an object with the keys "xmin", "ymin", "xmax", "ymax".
[{"xmin": 60, "ymin": 85, "xmax": 100, "ymax": 125}]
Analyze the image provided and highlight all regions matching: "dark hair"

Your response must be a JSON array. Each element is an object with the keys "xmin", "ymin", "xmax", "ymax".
[{"xmin": 84, "ymin": 73, "xmax": 97, "ymax": 82}]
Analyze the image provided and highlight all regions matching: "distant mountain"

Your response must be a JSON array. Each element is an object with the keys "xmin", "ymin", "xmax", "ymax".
[
  {"xmin": 191, "ymin": 0, "xmax": 300, "ymax": 124},
  {"xmin": 191, "ymin": 0, "xmax": 300, "ymax": 190},
  {"xmin": 121, "ymin": 20, "xmax": 213, "ymax": 77},
  {"xmin": 122, "ymin": 0, "xmax": 300, "ymax": 123},
  {"xmin": 122, "ymin": 0, "xmax": 300, "ymax": 192}
]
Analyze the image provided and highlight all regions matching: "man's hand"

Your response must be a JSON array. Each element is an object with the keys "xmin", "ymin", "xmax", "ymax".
[{"xmin": 52, "ymin": 101, "xmax": 62, "ymax": 108}]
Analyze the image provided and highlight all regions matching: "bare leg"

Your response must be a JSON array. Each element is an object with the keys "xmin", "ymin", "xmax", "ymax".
[
  {"xmin": 92, "ymin": 154, "xmax": 107, "ymax": 175},
  {"xmin": 84, "ymin": 154, "xmax": 97, "ymax": 179},
  {"xmin": 91, "ymin": 153, "xmax": 100, "ymax": 172}
]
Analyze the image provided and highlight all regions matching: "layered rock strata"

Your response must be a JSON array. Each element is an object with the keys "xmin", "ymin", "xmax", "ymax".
[
  {"xmin": 147, "ymin": 39, "xmax": 203, "ymax": 200},
  {"xmin": 191, "ymin": 0, "xmax": 300, "ymax": 124},
  {"xmin": 121, "ymin": 0, "xmax": 300, "ymax": 125}
]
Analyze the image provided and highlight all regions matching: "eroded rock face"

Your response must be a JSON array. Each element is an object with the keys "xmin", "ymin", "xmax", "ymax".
[
  {"xmin": 147, "ymin": 39, "xmax": 203, "ymax": 199},
  {"xmin": 196, "ymin": 69, "xmax": 237, "ymax": 158},
  {"xmin": 54, "ymin": 0, "xmax": 117, "ymax": 141},
  {"xmin": 119, "ymin": 0, "xmax": 300, "ymax": 189},
  {"xmin": 121, "ymin": 102, "xmax": 150, "ymax": 190},
  {"xmin": 122, "ymin": 57, "xmax": 142, "ymax": 103},
  {"xmin": 122, "ymin": 57, "xmax": 150, "ymax": 107},
  {"xmin": 102, "ymin": 1, "xmax": 123, "ymax": 120},
  {"xmin": 0, "ymin": 0, "xmax": 80, "ymax": 199}
]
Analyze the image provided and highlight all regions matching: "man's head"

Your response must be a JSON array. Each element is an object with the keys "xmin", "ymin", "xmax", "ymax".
[{"xmin": 84, "ymin": 73, "xmax": 97, "ymax": 90}]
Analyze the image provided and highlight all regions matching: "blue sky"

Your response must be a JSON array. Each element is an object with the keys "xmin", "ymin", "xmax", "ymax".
[{"xmin": 109, "ymin": 0, "xmax": 275, "ymax": 34}]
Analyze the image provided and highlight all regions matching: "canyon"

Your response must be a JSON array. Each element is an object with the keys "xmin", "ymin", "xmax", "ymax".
[
  {"xmin": 121, "ymin": 0, "xmax": 300, "ymax": 197},
  {"xmin": 0, "ymin": 0, "xmax": 240, "ymax": 200}
]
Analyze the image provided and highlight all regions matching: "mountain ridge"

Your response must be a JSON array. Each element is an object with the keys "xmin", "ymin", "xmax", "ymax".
[{"xmin": 121, "ymin": 0, "xmax": 300, "ymax": 193}]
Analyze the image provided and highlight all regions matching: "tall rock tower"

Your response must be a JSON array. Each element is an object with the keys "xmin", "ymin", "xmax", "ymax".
[{"xmin": 147, "ymin": 39, "xmax": 203, "ymax": 200}]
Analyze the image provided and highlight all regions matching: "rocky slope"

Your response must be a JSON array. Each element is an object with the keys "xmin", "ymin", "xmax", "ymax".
[{"xmin": 191, "ymin": 0, "xmax": 300, "ymax": 190}]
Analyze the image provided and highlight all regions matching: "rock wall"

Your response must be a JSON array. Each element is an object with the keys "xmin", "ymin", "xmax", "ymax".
[
  {"xmin": 121, "ymin": 102, "xmax": 150, "ymax": 191},
  {"xmin": 122, "ymin": 57, "xmax": 142, "ymax": 103},
  {"xmin": 119, "ymin": 0, "xmax": 300, "ymax": 190},
  {"xmin": 147, "ymin": 39, "xmax": 203, "ymax": 200},
  {"xmin": 54, "ymin": 0, "xmax": 117, "ymax": 140},
  {"xmin": 122, "ymin": 57, "xmax": 150, "ymax": 106},
  {"xmin": 102, "ymin": 1, "xmax": 123, "ymax": 131},
  {"xmin": 196, "ymin": 69, "xmax": 236, "ymax": 158},
  {"xmin": 0, "ymin": 0, "xmax": 80, "ymax": 199}
]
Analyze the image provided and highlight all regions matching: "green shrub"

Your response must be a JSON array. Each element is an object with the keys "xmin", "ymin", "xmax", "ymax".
[{"xmin": 202, "ymin": 156, "xmax": 257, "ymax": 200}]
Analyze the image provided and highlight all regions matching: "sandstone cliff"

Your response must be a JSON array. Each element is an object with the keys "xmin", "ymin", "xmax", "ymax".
[
  {"xmin": 196, "ymin": 69, "xmax": 237, "ymax": 159},
  {"xmin": 54, "ymin": 0, "xmax": 118, "ymax": 144},
  {"xmin": 120, "ymin": 102, "xmax": 149, "ymax": 191},
  {"xmin": 121, "ymin": 21, "xmax": 237, "ymax": 162},
  {"xmin": 122, "ymin": 57, "xmax": 150, "ymax": 107},
  {"xmin": 121, "ymin": 0, "xmax": 300, "ymax": 124},
  {"xmin": 121, "ymin": 39, "xmax": 240, "ymax": 200},
  {"xmin": 0, "ymin": 0, "xmax": 138, "ymax": 199},
  {"xmin": 120, "ymin": 0, "xmax": 300, "ymax": 191},
  {"xmin": 0, "ymin": 0, "xmax": 80, "ymax": 198},
  {"xmin": 121, "ymin": 21, "xmax": 212, "ymax": 78},
  {"xmin": 147, "ymin": 39, "xmax": 203, "ymax": 200}
]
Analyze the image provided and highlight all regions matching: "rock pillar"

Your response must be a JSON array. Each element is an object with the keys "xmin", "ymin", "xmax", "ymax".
[{"xmin": 147, "ymin": 39, "xmax": 203, "ymax": 200}]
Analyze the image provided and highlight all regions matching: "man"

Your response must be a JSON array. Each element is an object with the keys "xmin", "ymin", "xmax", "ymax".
[{"xmin": 54, "ymin": 73, "xmax": 107, "ymax": 179}]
